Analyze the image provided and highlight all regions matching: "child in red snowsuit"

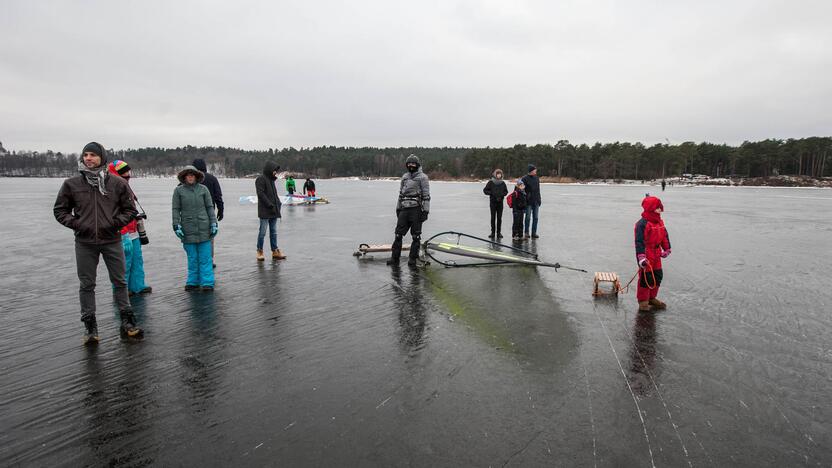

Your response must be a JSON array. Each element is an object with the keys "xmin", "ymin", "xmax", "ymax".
[{"xmin": 634, "ymin": 196, "xmax": 671, "ymax": 311}]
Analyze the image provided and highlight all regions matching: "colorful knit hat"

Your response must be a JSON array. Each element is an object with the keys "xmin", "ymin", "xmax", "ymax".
[{"xmin": 108, "ymin": 159, "xmax": 131, "ymax": 176}]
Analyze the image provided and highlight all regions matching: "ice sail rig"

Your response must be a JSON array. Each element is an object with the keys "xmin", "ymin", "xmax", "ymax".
[{"xmin": 424, "ymin": 232, "xmax": 578, "ymax": 270}]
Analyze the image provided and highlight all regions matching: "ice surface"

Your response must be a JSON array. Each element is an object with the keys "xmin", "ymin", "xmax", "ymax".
[{"xmin": 1, "ymin": 178, "xmax": 830, "ymax": 466}]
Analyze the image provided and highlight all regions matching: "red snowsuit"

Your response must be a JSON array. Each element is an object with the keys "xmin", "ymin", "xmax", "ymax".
[
  {"xmin": 634, "ymin": 196, "xmax": 670, "ymax": 302},
  {"xmin": 107, "ymin": 164, "xmax": 138, "ymax": 236}
]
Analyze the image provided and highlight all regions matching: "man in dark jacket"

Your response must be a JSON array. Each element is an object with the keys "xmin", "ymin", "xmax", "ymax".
[
  {"xmin": 482, "ymin": 168, "xmax": 508, "ymax": 239},
  {"xmin": 388, "ymin": 155, "xmax": 430, "ymax": 267},
  {"xmin": 192, "ymin": 158, "xmax": 224, "ymax": 266},
  {"xmin": 254, "ymin": 161, "xmax": 285, "ymax": 261},
  {"xmin": 303, "ymin": 178, "xmax": 316, "ymax": 197},
  {"xmin": 53, "ymin": 142, "xmax": 142, "ymax": 344},
  {"xmin": 521, "ymin": 164, "xmax": 542, "ymax": 239}
]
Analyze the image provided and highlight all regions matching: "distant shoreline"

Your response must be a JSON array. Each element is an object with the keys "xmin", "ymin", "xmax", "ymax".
[{"xmin": 3, "ymin": 174, "xmax": 830, "ymax": 188}]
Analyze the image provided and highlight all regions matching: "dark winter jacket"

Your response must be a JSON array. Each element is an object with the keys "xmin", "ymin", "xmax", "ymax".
[
  {"xmin": 255, "ymin": 161, "xmax": 282, "ymax": 219},
  {"xmin": 396, "ymin": 169, "xmax": 430, "ymax": 212},
  {"xmin": 483, "ymin": 178, "xmax": 508, "ymax": 203},
  {"xmin": 192, "ymin": 159, "xmax": 224, "ymax": 219},
  {"xmin": 521, "ymin": 174, "xmax": 541, "ymax": 206},
  {"xmin": 172, "ymin": 166, "xmax": 217, "ymax": 244},
  {"xmin": 54, "ymin": 172, "xmax": 138, "ymax": 245},
  {"xmin": 303, "ymin": 179, "xmax": 315, "ymax": 194},
  {"xmin": 509, "ymin": 188, "xmax": 528, "ymax": 212}
]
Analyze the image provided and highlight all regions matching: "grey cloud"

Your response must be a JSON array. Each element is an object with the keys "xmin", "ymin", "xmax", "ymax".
[{"xmin": 1, "ymin": 0, "xmax": 830, "ymax": 153}]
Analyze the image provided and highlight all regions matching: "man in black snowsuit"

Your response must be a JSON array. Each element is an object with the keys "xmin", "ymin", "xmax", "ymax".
[
  {"xmin": 192, "ymin": 159, "xmax": 224, "ymax": 266},
  {"xmin": 388, "ymin": 155, "xmax": 430, "ymax": 267}
]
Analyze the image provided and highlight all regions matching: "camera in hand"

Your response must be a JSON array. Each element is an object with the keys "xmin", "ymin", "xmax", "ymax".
[{"xmin": 137, "ymin": 219, "xmax": 150, "ymax": 245}]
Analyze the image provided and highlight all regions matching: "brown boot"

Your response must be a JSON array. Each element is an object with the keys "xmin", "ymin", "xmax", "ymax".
[
  {"xmin": 638, "ymin": 301, "xmax": 652, "ymax": 312},
  {"xmin": 256, "ymin": 249, "xmax": 265, "ymax": 261},
  {"xmin": 648, "ymin": 298, "xmax": 666, "ymax": 309},
  {"xmin": 272, "ymin": 249, "xmax": 286, "ymax": 260}
]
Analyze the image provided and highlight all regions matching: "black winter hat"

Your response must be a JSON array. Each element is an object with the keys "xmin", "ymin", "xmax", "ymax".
[
  {"xmin": 82, "ymin": 142, "xmax": 106, "ymax": 159},
  {"xmin": 528, "ymin": 164, "xmax": 537, "ymax": 173},
  {"xmin": 406, "ymin": 154, "xmax": 420, "ymax": 166}
]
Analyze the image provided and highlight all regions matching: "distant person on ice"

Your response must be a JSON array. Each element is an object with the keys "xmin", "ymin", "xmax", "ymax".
[
  {"xmin": 172, "ymin": 165, "xmax": 218, "ymax": 291},
  {"xmin": 661, "ymin": 179, "xmax": 666, "ymax": 191},
  {"xmin": 508, "ymin": 178, "xmax": 528, "ymax": 241},
  {"xmin": 192, "ymin": 159, "xmax": 224, "ymax": 268},
  {"xmin": 387, "ymin": 155, "xmax": 430, "ymax": 267},
  {"xmin": 303, "ymin": 177, "xmax": 316, "ymax": 197},
  {"xmin": 107, "ymin": 159, "xmax": 152, "ymax": 297},
  {"xmin": 521, "ymin": 164, "xmax": 541, "ymax": 239},
  {"xmin": 285, "ymin": 174, "xmax": 296, "ymax": 195},
  {"xmin": 634, "ymin": 195, "xmax": 671, "ymax": 311},
  {"xmin": 255, "ymin": 161, "xmax": 286, "ymax": 261},
  {"xmin": 53, "ymin": 142, "xmax": 142, "ymax": 344},
  {"xmin": 482, "ymin": 168, "xmax": 508, "ymax": 239}
]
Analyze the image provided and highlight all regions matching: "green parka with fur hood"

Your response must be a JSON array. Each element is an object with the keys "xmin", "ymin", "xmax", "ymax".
[{"xmin": 172, "ymin": 165, "xmax": 217, "ymax": 243}]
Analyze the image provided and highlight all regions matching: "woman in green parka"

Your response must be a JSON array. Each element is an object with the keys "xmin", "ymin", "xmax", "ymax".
[{"xmin": 172, "ymin": 165, "xmax": 218, "ymax": 291}]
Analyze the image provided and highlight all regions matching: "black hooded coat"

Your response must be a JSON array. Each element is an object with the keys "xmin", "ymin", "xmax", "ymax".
[
  {"xmin": 192, "ymin": 159, "xmax": 224, "ymax": 220},
  {"xmin": 255, "ymin": 161, "xmax": 282, "ymax": 219}
]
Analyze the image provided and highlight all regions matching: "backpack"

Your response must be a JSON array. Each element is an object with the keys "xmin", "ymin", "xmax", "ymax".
[{"xmin": 506, "ymin": 191, "xmax": 515, "ymax": 208}]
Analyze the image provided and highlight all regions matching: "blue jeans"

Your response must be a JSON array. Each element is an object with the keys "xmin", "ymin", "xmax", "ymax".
[
  {"xmin": 524, "ymin": 204, "xmax": 539, "ymax": 235},
  {"xmin": 123, "ymin": 236, "xmax": 148, "ymax": 293},
  {"xmin": 183, "ymin": 241, "xmax": 214, "ymax": 287},
  {"xmin": 257, "ymin": 218, "xmax": 278, "ymax": 251}
]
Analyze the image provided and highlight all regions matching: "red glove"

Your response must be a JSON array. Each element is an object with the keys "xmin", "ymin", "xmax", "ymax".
[{"xmin": 661, "ymin": 248, "xmax": 671, "ymax": 259}]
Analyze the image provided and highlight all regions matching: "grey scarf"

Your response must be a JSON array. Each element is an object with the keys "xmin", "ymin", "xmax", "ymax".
[{"xmin": 78, "ymin": 159, "xmax": 108, "ymax": 195}]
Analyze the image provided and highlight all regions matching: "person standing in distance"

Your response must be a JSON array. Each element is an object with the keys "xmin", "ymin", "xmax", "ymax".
[
  {"xmin": 53, "ymin": 142, "xmax": 142, "ymax": 344},
  {"xmin": 192, "ymin": 159, "xmax": 224, "ymax": 268},
  {"xmin": 255, "ymin": 161, "xmax": 286, "ymax": 261},
  {"xmin": 521, "ymin": 164, "xmax": 542, "ymax": 239},
  {"xmin": 388, "ymin": 155, "xmax": 430, "ymax": 267},
  {"xmin": 482, "ymin": 168, "xmax": 508, "ymax": 239},
  {"xmin": 303, "ymin": 177, "xmax": 316, "ymax": 197}
]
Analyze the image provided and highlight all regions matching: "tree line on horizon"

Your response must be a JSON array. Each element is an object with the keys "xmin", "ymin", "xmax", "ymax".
[{"xmin": 0, "ymin": 137, "xmax": 829, "ymax": 180}]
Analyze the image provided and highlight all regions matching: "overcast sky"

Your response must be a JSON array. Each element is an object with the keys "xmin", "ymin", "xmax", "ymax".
[{"xmin": 1, "ymin": 0, "xmax": 830, "ymax": 153}]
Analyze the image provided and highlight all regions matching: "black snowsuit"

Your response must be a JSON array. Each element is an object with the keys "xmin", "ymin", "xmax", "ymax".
[
  {"xmin": 391, "ymin": 169, "xmax": 430, "ymax": 262},
  {"xmin": 483, "ymin": 178, "xmax": 508, "ymax": 236}
]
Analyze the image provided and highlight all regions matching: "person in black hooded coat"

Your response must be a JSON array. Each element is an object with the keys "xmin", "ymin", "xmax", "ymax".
[
  {"xmin": 193, "ymin": 158, "xmax": 224, "ymax": 265},
  {"xmin": 254, "ymin": 161, "xmax": 285, "ymax": 261}
]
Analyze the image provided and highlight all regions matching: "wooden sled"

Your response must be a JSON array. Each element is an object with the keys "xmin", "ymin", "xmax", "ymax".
[
  {"xmin": 353, "ymin": 243, "xmax": 410, "ymax": 258},
  {"xmin": 592, "ymin": 271, "xmax": 621, "ymax": 296}
]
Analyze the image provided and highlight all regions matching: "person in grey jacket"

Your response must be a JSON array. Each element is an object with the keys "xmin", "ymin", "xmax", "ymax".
[
  {"xmin": 388, "ymin": 155, "xmax": 430, "ymax": 266},
  {"xmin": 53, "ymin": 141, "xmax": 142, "ymax": 344},
  {"xmin": 172, "ymin": 165, "xmax": 218, "ymax": 291}
]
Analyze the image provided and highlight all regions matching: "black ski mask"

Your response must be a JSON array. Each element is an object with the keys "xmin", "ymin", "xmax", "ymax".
[{"xmin": 407, "ymin": 163, "xmax": 418, "ymax": 173}]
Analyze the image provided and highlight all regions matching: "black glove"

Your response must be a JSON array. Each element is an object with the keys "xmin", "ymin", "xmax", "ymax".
[
  {"xmin": 420, "ymin": 211, "xmax": 428, "ymax": 222},
  {"xmin": 135, "ymin": 212, "xmax": 147, "ymax": 220},
  {"xmin": 217, "ymin": 207, "xmax": 224, "ymax": 222}
]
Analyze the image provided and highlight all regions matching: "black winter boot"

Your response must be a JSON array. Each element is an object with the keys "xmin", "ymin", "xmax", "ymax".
[
  {"xmin": 82, "ymin": 316, "xmax": 99, "ymax": 345},
  {"xmin": 119, "ymin": 309, "xmax": 143, "ymax": 339}
]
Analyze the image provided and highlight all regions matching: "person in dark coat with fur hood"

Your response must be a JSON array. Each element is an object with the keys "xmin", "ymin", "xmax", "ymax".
[
  {"xmin": 483, "ymin": 168, "xmax": 508, "ymax": 239},
  {"xmin": 53, "ymin": 141, "xmax": 142, "ymax": 344},
  {"xmin": 172, "ymin": 165, "xmax": 218, "ymax": 291},
  {"xmin": 254, "ymin": 161, "xmax": 285, "ymax": 261}
]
